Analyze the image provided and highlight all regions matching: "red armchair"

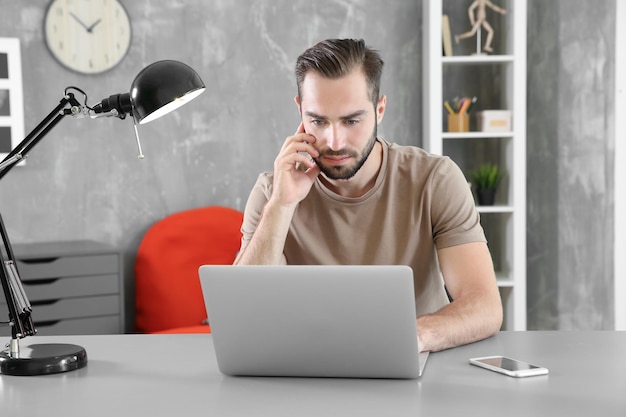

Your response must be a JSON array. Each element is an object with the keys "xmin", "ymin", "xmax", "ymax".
[{"xmin": 134, "ymin": 206, "xmax": 243, "ymax": 333}]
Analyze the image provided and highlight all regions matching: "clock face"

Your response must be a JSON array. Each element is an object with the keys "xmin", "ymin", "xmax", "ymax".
[{"xmin": 44, "ymin": 0, "xmax": 132, "ymax": 74}]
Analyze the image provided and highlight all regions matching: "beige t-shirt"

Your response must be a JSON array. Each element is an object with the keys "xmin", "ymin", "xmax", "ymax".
[{"xmin": 239, "ymin": 138, "xmax": 486, "ymax": 316}]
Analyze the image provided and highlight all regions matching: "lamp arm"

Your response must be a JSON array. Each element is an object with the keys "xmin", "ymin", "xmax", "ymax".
[
  {"xmin": 0, "ymin": 93, "xmax": 79, "ymax": 350},
  {"xmin": 0, "ymin": 213, "xmax": 34, "ymax": 345},
  {"xmin": 0, "ymin": 93, "xmax": 81, "ymax": 179}
]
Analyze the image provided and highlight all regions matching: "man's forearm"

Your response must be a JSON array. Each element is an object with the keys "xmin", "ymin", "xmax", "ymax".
[
  {"xmin": 417, "ymin": 292, "xmax": 502, "ymax": 352},
  {"xmin": 234, "ymin": 201, "xmax": 297, "ymax": 265}
]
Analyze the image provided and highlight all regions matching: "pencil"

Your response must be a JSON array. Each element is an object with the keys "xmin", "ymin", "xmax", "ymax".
[
  {"xmin": 459, "ymin": 98, "xmax": 471, "ymax": 115},
  {"xmin": 466, "ymin": 96, "xmax": 478, "ymax": 113}
]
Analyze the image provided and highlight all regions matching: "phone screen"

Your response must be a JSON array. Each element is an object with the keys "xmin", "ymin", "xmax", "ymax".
[
  {"xmin": 470, "ymin": 356, "xmax": 548, "ymax": 377},
  {"xmin": 477, "ymin": 356, "xmax": 539, "ymax": 371}
]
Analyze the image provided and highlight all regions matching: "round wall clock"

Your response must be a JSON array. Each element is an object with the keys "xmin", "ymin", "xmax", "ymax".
[{"xmin": 44, "ymin": 0, "xmax": 132, "ymax": 74}]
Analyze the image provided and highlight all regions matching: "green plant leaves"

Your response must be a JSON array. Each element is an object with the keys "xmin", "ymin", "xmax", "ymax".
[{"xmin": 471, "ymin": 163, "xmax": 501, "ymax": 190}]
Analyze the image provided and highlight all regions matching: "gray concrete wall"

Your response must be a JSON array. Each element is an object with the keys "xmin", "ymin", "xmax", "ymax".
[
  {"xmin": 0, "ymin": 0, "xmax": 421, "ymax": 330},
  {"xmin": 527, "ymin": 0, "xmax": 615, "ymax": 330}
]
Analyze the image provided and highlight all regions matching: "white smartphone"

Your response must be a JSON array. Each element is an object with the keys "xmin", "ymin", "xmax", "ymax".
[{"xmin": 469, "ymin": 356, "xmax": 549, "ymax": 378}]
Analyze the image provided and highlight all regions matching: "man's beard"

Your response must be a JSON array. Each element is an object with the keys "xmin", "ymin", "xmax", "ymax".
[{"xmin": 314, "ymin": 124, "xmax": 378, "ymax": 180}]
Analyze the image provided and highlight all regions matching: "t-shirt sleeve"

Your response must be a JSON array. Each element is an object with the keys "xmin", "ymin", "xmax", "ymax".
[{"xmin": 429, "ymin": 157, "xmax": 486, "ymax": 249}]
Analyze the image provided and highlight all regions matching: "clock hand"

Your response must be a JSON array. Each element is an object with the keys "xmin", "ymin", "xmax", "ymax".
[
  {"xmin": 69, "ymin": 12, "xmax": 90, "ymax": 32},
  {"xmin": 86, "ymin": 19, "xmax": 102, "ymax": 33}
]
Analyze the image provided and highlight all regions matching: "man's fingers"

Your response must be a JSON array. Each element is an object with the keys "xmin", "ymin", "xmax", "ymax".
[
  {"xmin": 277, "ymin": 151, "xmax": 317, "ymax": 172},
  {"xmin": 280, "ymin": 125, "xmax": 314, "ymax": 153}
]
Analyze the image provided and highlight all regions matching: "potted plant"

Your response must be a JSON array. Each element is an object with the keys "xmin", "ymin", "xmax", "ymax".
[{"xmin": 470, "ymin": 163, "xmax": 501, "ymax": 205}]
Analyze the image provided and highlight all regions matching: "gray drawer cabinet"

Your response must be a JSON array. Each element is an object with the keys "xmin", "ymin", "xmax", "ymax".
[{"xmin": 1, "ymin": 240, "xmax": 123, "ymax": 336}]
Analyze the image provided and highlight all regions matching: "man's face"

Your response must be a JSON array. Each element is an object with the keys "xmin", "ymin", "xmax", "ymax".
[{"xmin": 296, "ymin": 69, "xmax": 386, "ymax": 180}]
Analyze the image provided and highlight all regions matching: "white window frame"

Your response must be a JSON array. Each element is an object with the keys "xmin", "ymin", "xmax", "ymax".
[{"xmin": 0, "ymin": 38, "xmax": 25, "ymax": 161}]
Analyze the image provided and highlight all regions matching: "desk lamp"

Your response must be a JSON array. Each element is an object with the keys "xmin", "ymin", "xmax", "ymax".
[{"xmin": 0, "ymin": 60, "xmax": 205, "ymax": 376}]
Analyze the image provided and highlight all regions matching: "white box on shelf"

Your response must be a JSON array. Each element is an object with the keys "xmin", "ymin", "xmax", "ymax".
[{"xmin": 477, "ymin": 110, "xmax": 512, "ymax": 132}]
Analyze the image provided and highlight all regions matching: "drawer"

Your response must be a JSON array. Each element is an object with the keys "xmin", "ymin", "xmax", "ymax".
[
  {"xmin": 0, "ymin": 274, "xmax": 119, "ymax": 305},
  {"xmin": 22, "ymin": 295, "xmax": 120, "ymax": 322},
  {"xmin": 15, "ymin": 254, "xmax": 119, "ymax": 280},
  {"xmin": 0, "ymin": 315, "xmax": 121, "ymax": 336}
]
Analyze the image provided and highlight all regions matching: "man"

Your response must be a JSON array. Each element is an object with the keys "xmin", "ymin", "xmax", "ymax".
[{"xmin": 234, "ymin": 38, "xmax": 502, "ymax": 352}]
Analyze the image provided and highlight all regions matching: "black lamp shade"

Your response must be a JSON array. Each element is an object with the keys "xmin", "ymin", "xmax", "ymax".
[{"xmin": 130, "ymin": 60, "xmax": 206, "ymax": 124}]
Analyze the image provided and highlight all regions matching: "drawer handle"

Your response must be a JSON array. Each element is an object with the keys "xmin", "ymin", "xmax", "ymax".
[
  {"xmin": 30, "ymin": 299, "xmax": 60, "ymax": 307},
  {"xmin": 23, "ymin": 278, "xmax": 61, "ymax": 286},
  {"xmin": 19, "ymin": 257, "xmax": 60, "ymax": 265},
  {"xmin": 34, "ymin": 320, "xmax": 61, "ymax": 327}
]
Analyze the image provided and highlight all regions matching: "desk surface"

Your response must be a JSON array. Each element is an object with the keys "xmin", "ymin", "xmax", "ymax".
[{"xmin": 1, "ymin": 331, "xmax": 624, "ymax": 416}]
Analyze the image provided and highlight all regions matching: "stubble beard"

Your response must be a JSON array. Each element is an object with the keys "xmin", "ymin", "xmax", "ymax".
[{"xmin": 314, "ymin": 124, "xmax": 378, "ymax": 180}]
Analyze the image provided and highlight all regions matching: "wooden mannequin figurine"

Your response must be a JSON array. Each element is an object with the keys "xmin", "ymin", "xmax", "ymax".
[{"xmin": 455, "ymin": 0, "xmax": 507, "ymax": 53}]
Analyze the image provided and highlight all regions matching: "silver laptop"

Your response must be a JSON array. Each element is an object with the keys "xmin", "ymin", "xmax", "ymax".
[{"xmin": 198, "ymin": 265, "xmax": 429, "ymax": 379}]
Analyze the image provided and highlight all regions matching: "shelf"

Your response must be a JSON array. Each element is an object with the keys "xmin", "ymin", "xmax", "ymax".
[
  {"xmin": 496, "ymin": 279, "xmax": 515, "ymax": 288},
  {"xmin": 423, "ymin": 0, "xmax": 527, "ymax": 331},
  {"xmin": 495, "ymin": 270, "xmax": 514, "ymax": 287},
  {"xmin": 443, "ymin": 55, "xmax": 515, "ymax": 64},
  {"xmin": 443, "ymin": 131, "xmax": 514, "ymax": 139},
  {"xmin": 476, "ymin": 205, "xmax": 514, "ymax": 214}
]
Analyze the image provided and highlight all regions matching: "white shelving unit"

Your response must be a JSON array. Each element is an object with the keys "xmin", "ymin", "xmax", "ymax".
[{"xmin": 422, "ymin": 0, "xmax": 527, "ymax": 330}]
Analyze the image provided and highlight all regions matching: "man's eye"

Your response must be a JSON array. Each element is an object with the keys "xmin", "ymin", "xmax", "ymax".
[
  {"xmin": 311, "ymin": 120, "xmax": 324, "ymax": 126},
  {"xmin": 346, "ymin": 119, "xmax": 359, "ymax": 125}
]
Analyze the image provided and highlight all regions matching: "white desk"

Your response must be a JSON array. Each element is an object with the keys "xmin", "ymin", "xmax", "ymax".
[{"xmin": 1, "ymin": 331, "xmax": 624, "ymax": 416}]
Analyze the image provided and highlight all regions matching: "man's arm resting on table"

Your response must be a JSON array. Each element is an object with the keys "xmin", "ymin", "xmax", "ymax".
[
  {"xmin": 417, "ymin": 241, "xmax": 503, "ymax": 352},
  {"xmin": 233, "ymin": 201, "xmax": 296, "ymax": 265}
]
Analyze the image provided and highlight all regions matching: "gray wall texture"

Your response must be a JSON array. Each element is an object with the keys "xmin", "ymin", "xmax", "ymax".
[
  {"xmin": 0, "ymin": 0, "xmax": 616, "ymax": 331},
  {"xmin": 527, "ymin": 0, "xmax": 615, "ymax": 330}
]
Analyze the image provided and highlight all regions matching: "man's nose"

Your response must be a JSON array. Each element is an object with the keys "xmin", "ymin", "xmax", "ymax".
[{"xmin": 326, "ymin": 124, "xmax": 345, "ymax": 151}]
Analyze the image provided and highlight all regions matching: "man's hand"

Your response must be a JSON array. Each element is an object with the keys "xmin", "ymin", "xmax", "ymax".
[{"xmin": 270, "ymin": 122, "xmax": 321, "ymax": 207}]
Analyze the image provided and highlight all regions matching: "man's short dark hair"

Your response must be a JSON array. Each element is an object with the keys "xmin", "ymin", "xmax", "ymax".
[{"xmin": 295, "ymin": 38, "xmax": 384, "ymax": 105}]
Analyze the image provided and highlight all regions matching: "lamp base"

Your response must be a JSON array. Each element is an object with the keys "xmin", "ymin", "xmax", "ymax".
[{"xmin": 0, "ymin": 343, "xmax": 87, "ymax": 376}]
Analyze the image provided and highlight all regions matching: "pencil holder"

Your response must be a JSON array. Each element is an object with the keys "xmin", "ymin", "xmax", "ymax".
[{"xmin": 447, "ymin": 113, "xmax": 470, "ymax": 132}]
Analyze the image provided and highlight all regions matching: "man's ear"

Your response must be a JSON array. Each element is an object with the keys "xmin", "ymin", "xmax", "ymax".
[
  {"xmin": 294, "ymin": 95, "xmax": 301, "ymax": 112},
  {"xmin": 376, "ymin": 95, "xmax": 387, "ymax": 124}
]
